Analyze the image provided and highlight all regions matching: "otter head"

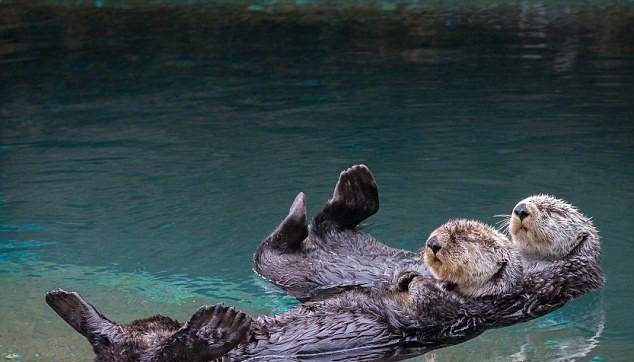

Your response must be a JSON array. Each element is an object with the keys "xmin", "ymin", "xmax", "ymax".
[
  {"xmin": 510, "ymin": 194, "xmax": 596, "ymax": 260},
  {"xmin": 423, "ymin": 219, "xmax": 521, "ymax": 298}
]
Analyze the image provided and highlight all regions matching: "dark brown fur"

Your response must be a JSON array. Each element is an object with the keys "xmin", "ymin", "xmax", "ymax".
[
  {"xmin": 48, "ymin": 211, "xmax": 602, "ymax": 361},
  {"xmin": 48, "ymin": 166, "xmax": 604, "ymax": 361},
  {"xmin": 253, "ymin": 165, "xmax": 427, "ymax": 302},
  {"xmin": 45, "ymin": 290, "xmax": 252, "ymax": 362}
]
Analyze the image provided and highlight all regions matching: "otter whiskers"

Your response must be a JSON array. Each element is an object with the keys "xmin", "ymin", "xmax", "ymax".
[{"xmin": 493, "ymin": 214, "xmax": 512, "ymax": 235}]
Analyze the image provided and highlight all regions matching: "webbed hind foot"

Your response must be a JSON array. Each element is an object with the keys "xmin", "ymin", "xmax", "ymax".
[
  {"xmin": 262, "ymin": 192, "xmax": 308, "ymax": 251},
  {"xmin": 161, "ymin": 304, "xmax": 252, "ymax": 361},
  {"xmin": 315, "ymin": 164, "xmax": 379, "ymax": 230}
]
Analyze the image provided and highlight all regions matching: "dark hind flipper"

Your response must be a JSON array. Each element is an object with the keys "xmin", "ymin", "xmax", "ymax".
[
  {"xmin": 313, "ymin": 164, "xmax": 379, "ymax": 231},
  {"xmin": 160, "ymin": 304, "xmax": 252, "ymax": 362},
  {"xmin": 45, "ymin": 289, "xmax": 120, "ymax": 350},
  {"xmin": 261, "ymin": 192, "xmax": 308, "ymax": 251}
]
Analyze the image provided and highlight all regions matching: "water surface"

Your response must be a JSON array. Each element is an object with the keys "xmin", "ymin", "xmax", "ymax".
[{"xmin": 1, "ymin": 1, "xmax": 633, "ymax": 361}]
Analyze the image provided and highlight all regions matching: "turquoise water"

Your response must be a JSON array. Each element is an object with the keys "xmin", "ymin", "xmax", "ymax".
[{"xmin": 1, "ymin": 1, "xmax": 633, "ymax": 360}]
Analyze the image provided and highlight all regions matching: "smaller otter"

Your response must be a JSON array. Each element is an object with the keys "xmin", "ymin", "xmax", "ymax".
[
  {"xmin": 45, "ymin": 290, "xmax": 252, "ymax": 362},
  {"xmin": 422, "ymin": 219, "xmax": 521, "ymax": 298},
  {"xmin": 47, "ymin": 220, "xmax": 529, "ymax": 362}
]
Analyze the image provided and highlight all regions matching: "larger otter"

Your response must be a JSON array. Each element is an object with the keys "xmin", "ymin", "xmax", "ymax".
[
  {"xmin": 47, "ymin": 209, "xmax": 603, "ymax": 361},
  {"xmin": 254, "ymin": 165, "xmax": 604, "ymax": 302}
]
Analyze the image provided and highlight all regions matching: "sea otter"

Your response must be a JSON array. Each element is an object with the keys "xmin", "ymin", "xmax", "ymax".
[
  {"xmin": 253, "ymin": 165, "xmax": 604, "ymax": 303},
  {"xmin": 46, "ymin": 209, "xmax": 602, "ymax": 361},
  {"xmin": 47, "ymin": 219, "xmax": 522, "ymax": 361}
]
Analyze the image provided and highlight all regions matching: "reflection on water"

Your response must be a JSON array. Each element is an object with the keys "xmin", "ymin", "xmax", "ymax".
[{"xmin": 1, "ymin": 1, "xmax": 633, "ymax": 361}]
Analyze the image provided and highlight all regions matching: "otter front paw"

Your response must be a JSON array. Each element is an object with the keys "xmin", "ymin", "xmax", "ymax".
[{"xmin": 392, "ymin": 271, "xmax": 421, "ymax": 292}]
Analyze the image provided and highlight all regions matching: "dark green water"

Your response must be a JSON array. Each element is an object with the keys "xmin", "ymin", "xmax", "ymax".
[{"xmin": 1, "ymin": 1, "xmax": 633, "ymax": 360}]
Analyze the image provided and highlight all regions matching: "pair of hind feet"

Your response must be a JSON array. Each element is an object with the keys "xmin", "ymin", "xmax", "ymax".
[
  {"xmin": 45, "ymin": 289, "xmax": 252, "ymax": 361},
  {"xmin": 272, "ymin": 164, "xmax": 380, "ymax": 249}
]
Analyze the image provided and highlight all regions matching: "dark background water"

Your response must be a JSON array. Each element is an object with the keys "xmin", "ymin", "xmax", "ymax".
[{"xmin": 1, "ymin": 1, "xmax": 633, "ymax": 360}]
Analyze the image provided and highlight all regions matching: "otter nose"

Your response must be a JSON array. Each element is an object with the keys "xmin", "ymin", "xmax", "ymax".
[
  {"xmin": 426, "ymin": 236, "xmax": 442, "ymax": 255},
  {"xmin": 514, "ymin": 203, "xmax": 530, "ymax": 221}
]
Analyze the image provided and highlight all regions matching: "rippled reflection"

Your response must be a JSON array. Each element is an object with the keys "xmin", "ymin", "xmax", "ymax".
[{"xmin": 1, "ymin": 1, "xmax": 633, "ymax": 361}]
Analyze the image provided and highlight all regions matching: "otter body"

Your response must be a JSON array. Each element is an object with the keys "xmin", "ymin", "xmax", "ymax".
[
  {"xmin": 225, "ymin": 211, "xmax": 604, "ymax": 361},
  {"xmin": 48, "ymin": 206, "xmax": 602, "ymax": 361},
  {"xmin": 253, "ymin": 165, "xmax": 428, "ymax": 302},
  {"xmin": 47, "ymin": 165, "xmax": 604, "ymax": 361}
]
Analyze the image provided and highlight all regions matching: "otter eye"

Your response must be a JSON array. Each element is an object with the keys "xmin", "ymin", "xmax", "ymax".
[
  {"xmin": 549, "ymin": 208, "xmax": 567, "ymax": 217},
  {"xmin": 576, "ymin": 232, "xmax": 589, "ymax": 243}
]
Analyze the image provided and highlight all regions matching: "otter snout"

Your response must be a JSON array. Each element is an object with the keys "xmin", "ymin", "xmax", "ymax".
[
  {"xmin": 426, "ymin": 236, "xmax": 442, "ymax": 255},
  {"xmin": 514, "ymin": 203, "xmax": 530, "ymax": 221}
]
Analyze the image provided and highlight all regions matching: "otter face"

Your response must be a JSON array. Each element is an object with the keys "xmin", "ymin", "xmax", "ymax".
[
  {"xmin": 510, "ymin": 194, "xmax": 594, "ymax": 260},
  {"xmin": 423, "ymin": 219, "xmax": 518, "ymax": 297}
]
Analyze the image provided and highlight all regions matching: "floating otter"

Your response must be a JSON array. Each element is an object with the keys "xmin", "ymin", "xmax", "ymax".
[
  {"xmin": 254, "ymin": 165, "xmax": 604, "ymax": 302},
  {"xmin": 47, "ymin": 206, "xmax": 603, "ymax": 361},
  {"xmin": 47, "ymin": 219, "xmax": 524, "ymax": 361},
  {"xmin": 45, "ymin": 290, "xmax": 252, "ymax": 362}
]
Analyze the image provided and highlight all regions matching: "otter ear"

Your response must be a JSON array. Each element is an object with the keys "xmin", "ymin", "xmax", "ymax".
[{"xmin": 45, "ymin": 289, "xmax": 120, "ymax": 349}]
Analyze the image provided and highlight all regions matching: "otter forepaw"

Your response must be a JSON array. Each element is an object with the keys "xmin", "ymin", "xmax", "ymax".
[{"xmin": 392, "ymin": 271, "xmax": 420, "ymax": 292}]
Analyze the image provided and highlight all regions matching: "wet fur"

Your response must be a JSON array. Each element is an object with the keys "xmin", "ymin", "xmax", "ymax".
[
  {"xmin": 253, "ymin": 165, "xmax": 426, "ymax": 302},
  {"xmin": 48, "ymin": 166, "xmax": 604, "ymax": 360},
  {"xmin": 242, "ymin": 167, "xmax": 604, "ymax": 360},
  {"xmin": 49, "ymin": 226, "xmax": 602, "ymax": 361},
  {"xmin": 45, "ymin": 290, "xmax": 252, "ymax": 362}
]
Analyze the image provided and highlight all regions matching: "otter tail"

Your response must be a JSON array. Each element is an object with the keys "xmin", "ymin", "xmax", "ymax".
[
  {"xmin": 160, "ymin": 304, "xmax": 252, "ymax": 361},
  {"xmin": 312, "ymin": 164, "xmax": 379, "ymax": 233},
  {"xmin": 45, "ymin": 289, "xmax": 122, "ymax": 353}
]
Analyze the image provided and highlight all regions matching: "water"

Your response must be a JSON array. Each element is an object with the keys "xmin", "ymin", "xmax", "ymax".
[{"xmin": 1, "ymin": 0, "xmax": 633, "ymax": 360}]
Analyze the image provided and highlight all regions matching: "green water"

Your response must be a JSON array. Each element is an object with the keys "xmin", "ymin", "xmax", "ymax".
[{"xmin": 1, "ymin": 1, "xmax": 633, "ymax": 361}]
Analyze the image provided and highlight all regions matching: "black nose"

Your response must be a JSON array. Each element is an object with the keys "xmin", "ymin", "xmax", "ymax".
[
  {"xmin": 426, "ymin": 236, "xmax": 442, "ymax": 255},
  {"xmin": 514, "ymin": 203, "xmax": 530, "ymax": 221}
]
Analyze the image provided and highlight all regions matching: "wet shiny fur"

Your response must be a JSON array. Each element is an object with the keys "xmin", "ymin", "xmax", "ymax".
[
  {"xmin": 48, "ymin": 166, "xmax": 604, "ymax": 361},
  {"xmin": 45, "ymin": 290, "xmax": 252, "ymax": 362},
  {"xmin": 48, "ymin": 207, "xmax": 603, "ymax": 361},
  {"xmin": 253, "ymin": 165, "xmax": 427, "ymax": 302}
]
